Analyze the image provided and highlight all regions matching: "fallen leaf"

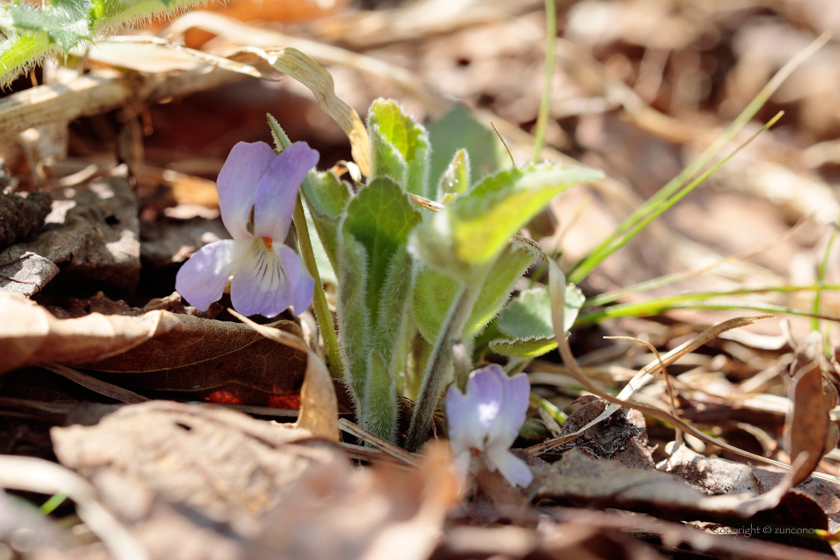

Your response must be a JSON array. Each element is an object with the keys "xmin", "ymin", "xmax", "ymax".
[
  {"xmin": 529, "ymin": 447, "xmax": 820, "ymax": 522},
  {"xmin": 244, "ymin": 441, "xmax": 458, "ymax": 560},
  {"xmin": 786, "ymin": 332, "xmax": 836, "ymax": 487},
  {"xmin": 0, "ymin": 293, "xmax": 308, "ymax": 405},
  {"xmin": 229, "ymin": 309, "xmax": 338, "ymax": 442},
  {"xmin": 51, "ymin": 400, "xmax": 343, "ymax": 521}
]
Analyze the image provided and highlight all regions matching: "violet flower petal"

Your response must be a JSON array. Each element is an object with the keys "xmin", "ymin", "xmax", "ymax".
[
  {"xmin": 276, "ymin": 243, "xmax": 315, "ymax": 315},
  {"xmin": 216, "ymin": 142, "xmax": 277, "ymax": 239},
  {"xmin": 230, "ymin": 239, "xmax": 312, "ymax": 318},
  {"xmin": 253, "ymin": 142, "xmax": 319, "ymax": 241},
  {"xmin": 446, "ymin": 367, "xmax": 503, "ymax": 454},
  {"xmin": 175, "ymin": 239, "xmax": 250, "ymax": 311},
  {"xmin": 484, "ymin": 446, "xmax": 534, "ymax": 488},
  {"xmin": 486, "ymin": 371, "xmax": 530, "ymax": 450}
]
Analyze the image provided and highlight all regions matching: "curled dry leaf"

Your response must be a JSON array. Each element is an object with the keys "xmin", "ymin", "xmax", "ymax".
[
  {"xmin": 229, "ymin": 309, "xmax": 338, "ymax": 442},
  {"xmin": 0, "ymin": 292, "xmax": 308, "ymax": 405},
  {"xmin": 786, "ymin": 331, "xmax": 840, "ymax": 487},
  {"xmin": 51, "ymin": 401, "xmax": 344, "ymax": 522}
]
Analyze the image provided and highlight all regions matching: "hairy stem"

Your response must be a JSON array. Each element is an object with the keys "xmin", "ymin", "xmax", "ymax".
[
  {"xmin": 293, "ymin": 197, "xmax": 344, "ymax": 378},
  {"xmin": 405, "ymin": 282, "xmax": 481, "ymax": 452}
]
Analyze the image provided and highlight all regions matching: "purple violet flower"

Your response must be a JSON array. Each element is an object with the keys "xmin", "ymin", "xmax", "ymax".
[
  {"xmin": 445, "ymin": 364, "xmax": 533, "ymax": 487},
  {"xmin": 175, "ymin": 141, "xmax": 318, "ymax": 318}
]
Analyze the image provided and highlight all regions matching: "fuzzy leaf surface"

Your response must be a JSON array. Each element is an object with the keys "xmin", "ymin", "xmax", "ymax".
[
  {"xmin": 412, "ymin": 240, "xmax": 539, "ymax": 343},
  {"xmin": 367, "ymin": 99, "xmax": 430, "ymax": 198},
  {"xmin": 411, "ymin": 164, "xmax": 602, "ymax": 281}
]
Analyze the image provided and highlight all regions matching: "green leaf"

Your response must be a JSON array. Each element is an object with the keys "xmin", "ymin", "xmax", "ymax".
[
  {"xmin": 428, "ymin": 105, "xmax": 510, "ymax": 188},
  {"xmin": 489, "ymin": 337, "xmax": 557, "ymax": 358},
  {"xmin": 490, "ymin": 284, "xmax": 585, "ymax": 358},
  {"xmin": 413, "ymin": 239, "xmax": 540, "ymax": 342},
  {"xmin": 411, "ymin": 163, "xmax": 603, "ymax": 282},
  {"xmin": 500, "ymin": 284, "xmax": 583, "ymax": 338},
  {"xmin": 8, "ymin": 0, "xmax": 92, "ymax": 52},
  {"xmin": 367, "ymin": 98, "xmax": 431, "ymax": 198},
  {"xmin": 341, "ymin": 177, "xmax": 423, "ymax": 320},
  {"xmin": 360, "ymin": 352, "xmax": 397, "ymax": 441},
  {"xmin": 301, "ymin": 170, "xmax": 352, "ymax": 273},
  {"xmin": 337, "ymin": 236, "xmax": 370, "ymax": 403},
  {"xmin": 0, "ymin": 0, "xmax": 211, "ymax": 85},
  {"xmin": 437, "ymin": 148, "xmax": 470, "ymax": 201}
]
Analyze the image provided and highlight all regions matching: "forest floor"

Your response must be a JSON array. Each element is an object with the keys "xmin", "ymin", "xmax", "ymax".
[{"xmin": 2, "ymin": 0, "xmax": 840, "ymax": 559}]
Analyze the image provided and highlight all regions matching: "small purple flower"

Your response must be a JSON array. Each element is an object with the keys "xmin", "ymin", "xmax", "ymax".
[
  {"xmin": 445, "ymin": 364, "xmax": 533, "ymax": 487},
  {"xmin": 175, "ymin": 141, "xmax": 318, "ymax": 318}
]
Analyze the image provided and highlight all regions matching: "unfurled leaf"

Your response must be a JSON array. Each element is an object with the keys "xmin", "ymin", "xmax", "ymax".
[
  {"xmin": 490, "ymin": 284, "xmax": 584, "ymax": 358},
  {"xmin": 428, "ymin": 105, "xmax": 510, "ymax": 188},
  {"xmin": 411, "ymin": 164, "xmax": 602, "ymax": 282},
  {"xmin": 337, "ymin": 178, "xmax": 421, "ymax": 438},
  {"xmin": 412, "ymin": 239, "xmax": 540, "ymax": 343},
  {"xmin": 367, "ymin": 99, "xmax": 431, "ymax": 198}
]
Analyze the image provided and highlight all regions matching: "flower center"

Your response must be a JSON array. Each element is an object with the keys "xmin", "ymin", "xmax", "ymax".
[{"xmin": 261, "ymin": 236, "xmax": 273, "ymax": 250}]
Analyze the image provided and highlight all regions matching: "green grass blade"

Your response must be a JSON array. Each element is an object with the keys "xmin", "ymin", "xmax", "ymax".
[{"xmin": 568, "ymin": 33, "xmax": 830, "ymax": 284}]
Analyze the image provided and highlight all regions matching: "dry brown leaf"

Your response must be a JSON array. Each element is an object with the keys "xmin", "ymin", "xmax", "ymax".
[
  {"xmin": 1, "ymin": 292, "xmax": 309, "ymax": 405},
  {"xmin": 529, "ymin": 447, "xmax": 821, "ymax": 522},
  {"xmin": 229, "ymin": 309, "xmax": 338, "ymax": 442},
  {"xmin": 786, "ymin": 332, "xmax": 837, "ymax": 487},
  {"xmin": 51, "ymin": 400, "xmax": 343, "ymax": 522},
  {"xmin": 244, "ymin": 441, "xmax": 458, "ymax": 560}
]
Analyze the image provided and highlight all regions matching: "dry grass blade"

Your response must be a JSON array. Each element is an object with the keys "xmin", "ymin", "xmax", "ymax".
[
  {"xmin": 163, "ymin": 11, "xmax": 448, "ymax": 115},
  {"xmin": 107, "ymin": 36, "xmax": 372, "ymax": 177},
  {"xmin": 540, "ymin": 259, "xmax": 840, "ymax": 486},
  {"xmin": 228, "ymin": 309, "xmax": 338, "ymax": 442},
  {"xmin": 526, "ymin": 314, "xmax": 769, "ymax": 454},
  {"xmin": 338, "ymin": 418, "xmax": 419, "ymax": 467},
  {"xmin": 0, "ymin": 455, "xmax": 146, "ymax": 560},
  {"xmin": 0, "ymin": 66, "xmax": 247, "ymax": 137},
  {"xmin": 42, "ymin": 363, "xmax": 148, "ymax": 404}
]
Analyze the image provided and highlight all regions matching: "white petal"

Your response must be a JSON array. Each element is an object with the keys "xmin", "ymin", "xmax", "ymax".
[
  {"xmin": 175, "ymin": 240, "xmax": 249, "ymax": 311},
  {"xmin": 485, "ymin": 446, "xmax": 534, "ymax": 488}
]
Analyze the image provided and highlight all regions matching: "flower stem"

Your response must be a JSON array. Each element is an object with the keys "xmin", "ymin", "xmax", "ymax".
[
  {"xmin": 532, "ymin": 0, "xmax": 557, "ymax": 162},
  {"xmin": 405, "ymin": 282, "xmax": 481, "ymax": 452},
  {"xmin": 293, "ymin": 196, "xmax": 344, "ymax": 379}
]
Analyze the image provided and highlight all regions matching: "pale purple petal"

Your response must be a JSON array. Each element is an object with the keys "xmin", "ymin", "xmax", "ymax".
[
  {"xmin": 486, "ymin": 370, "xmax": 530, "ymax": 450},
  {"xmin": 446, "ymin": 367, "xmax": 503, "ymax": 453},
  {"xmin": 217, "ymin": 142, "xmax": 276, "ymax": 239},
  {"xmin": 253, "ymin": 142, "xmax": 319, "ymax": 241},
  {"xmin": 485, "ymin": 446, "xmax": 534, "ymax": 488},
  {"xmin": 175, "ymin": 240, "xmax": 250, "ymax": 311},
  {"xmin": 230, "ymin": 240, "xmax": 311, "ymax": 318},
  {"xmin": 276, "ymin": 244, "xmax": 314, "ymax": 315}
]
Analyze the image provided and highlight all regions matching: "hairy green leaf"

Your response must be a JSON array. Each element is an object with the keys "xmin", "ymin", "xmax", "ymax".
[
  {"xmin": 490, "ymin": 284, "xmax": 584, "ymax": 358},
  {"xmin": 413, "ymin": 239, "xmax": 540, "ymax": 343},
  {"xmin": 367, "ymin": 98, "xmax": 431, "ymax": 198},
  {"xmin": 411, "ymin": 163, "xmax": 602, "ymax": 282},
  {"xmin": 301, "ymin": 170, "xmax": 352, "ymax": 273}
]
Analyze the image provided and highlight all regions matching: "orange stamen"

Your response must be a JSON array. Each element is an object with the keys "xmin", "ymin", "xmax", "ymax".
[{"xmin": 261, "ymin": 236, "xmax": 273, "ymax": 250}]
